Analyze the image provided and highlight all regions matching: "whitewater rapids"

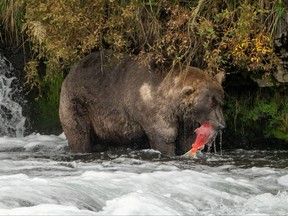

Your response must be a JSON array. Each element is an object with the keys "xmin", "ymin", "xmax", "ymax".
[{"xmin": 0, "ymin": 133, "xmax": 288, "ymax": 215}]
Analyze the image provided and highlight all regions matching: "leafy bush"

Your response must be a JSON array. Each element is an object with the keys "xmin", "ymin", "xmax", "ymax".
[
  {"xmin": 224, "ymin": 87, "xmax": 288, "ymax": 144},
  {"xmin": 1, "ymin": 1, "xmax": 284, "ymax": 85}
]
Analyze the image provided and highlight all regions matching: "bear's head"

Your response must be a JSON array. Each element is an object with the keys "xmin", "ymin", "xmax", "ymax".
[{"xmin": 178, "ymin": 67, "xmax": 226, "ymax": 132}]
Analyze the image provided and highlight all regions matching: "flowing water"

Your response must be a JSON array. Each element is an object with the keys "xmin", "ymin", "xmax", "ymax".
[
  {"xmin": 0, "ymin": 134, "xmax": 288, "ymax": 216},
  {"xmin": 0, "ymin": 54, "xmax": 25, "ymax": 137},
  {"xmin": 1, "ymin": 54, "xmax": 288, "ymax": 215}
]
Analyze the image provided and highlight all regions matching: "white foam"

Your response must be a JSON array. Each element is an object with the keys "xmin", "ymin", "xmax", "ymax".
[
  {"xmin": 0, "ymin": 133, "xmax": 68, "ymax": 152},
  {"xmin": 99, "ymin": 192, "xmax": 185, "ymax": 215},
  {"xmin": 0, "ymin": 134, "xmax": 288, "ymax": 215},
  {"xmin": 278, "ymin": 174, "xmax": 288, "ymax": 186},
  {"xmin": 0, "ymin": 54, "xmax": 26, "ymax": 137},
  {"xmin": 0, "ymin": 204, "xmax": 97, "ymax": 215},
  {"xmin": 242, "ymin": 192, "xmax": 288, "ymax": 215}
]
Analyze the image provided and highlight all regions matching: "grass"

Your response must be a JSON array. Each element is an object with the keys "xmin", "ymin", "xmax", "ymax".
[{"xmin": 0, "ymin": 0, "xmax": 26, "ymax": 45}]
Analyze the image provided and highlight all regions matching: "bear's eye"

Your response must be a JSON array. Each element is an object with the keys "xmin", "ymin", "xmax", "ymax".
[{"xmin": 182, "ymin": 87, "xmax": 194, "ymax": 96}]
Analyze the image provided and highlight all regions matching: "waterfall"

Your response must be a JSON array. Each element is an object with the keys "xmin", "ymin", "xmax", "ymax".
[{"xmin": 0, "ymin": 53, "xmax": 26, "ymax": 137}]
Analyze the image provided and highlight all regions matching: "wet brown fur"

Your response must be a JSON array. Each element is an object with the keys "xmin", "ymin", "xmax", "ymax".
[{"xmin": 59, "ymin": 51, "xmax": 225, "ymax": 156}]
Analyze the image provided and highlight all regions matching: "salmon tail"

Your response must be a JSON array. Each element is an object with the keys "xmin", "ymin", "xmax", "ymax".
[{"xmin": 183, "ymin": 149, "xmax": 196, "ymax": 158}]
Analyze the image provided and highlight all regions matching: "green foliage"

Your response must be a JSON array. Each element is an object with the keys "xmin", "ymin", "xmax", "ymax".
[
  {"xmin": 0, "ymin": 0, "xmax": 284, "ymax": 80},
  {"xmin": 22, "ymin": 0, "xmax": 200, "ymax": 82},
  {"xmin": 199, "ymin": 2, "xmax": 280, "ymax": 74},
  {"xmin": 19, "ymin": 0, "xmax": 285, "ymax": 90},
  {"xmin": 224, "ymin": 88, "xmax": 288, "ymax": 143},
  {"xmin": 271, "ymin": 0, "xmax": 286, "ymax": 36},
  {"xmin": 29, "ymin": 75, "xmax": 63, "ymax": 134},
  {"xmin": 0, "ymin": 0, "xmax": 26, "ymax": 45}
]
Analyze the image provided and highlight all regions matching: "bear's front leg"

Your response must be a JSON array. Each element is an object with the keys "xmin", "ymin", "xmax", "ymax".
[
  {"xmin": 149, "ymin": 135, "xmax": 176, "ymax": 156},
  {"xmin": 144, "ymin": 125, "xmax": 177, "ymax": 156}
]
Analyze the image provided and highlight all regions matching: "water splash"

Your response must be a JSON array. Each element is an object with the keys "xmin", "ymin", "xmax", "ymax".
[
  {"xmin": 219, "ymin": 130, "xmax": 223, "ymax": 155},
  {"xmin": 0, "ymin": 53, "xmax": 26, "ymax": 137},
  {"xmin": 207, "ymin": 130, "xmax": 223, "ymax": 155}
]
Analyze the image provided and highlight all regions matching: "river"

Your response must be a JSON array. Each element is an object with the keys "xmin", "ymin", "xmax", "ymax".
[{"xmin": 0, "ymin": 133, "xmax": 288, "ymax": 215}]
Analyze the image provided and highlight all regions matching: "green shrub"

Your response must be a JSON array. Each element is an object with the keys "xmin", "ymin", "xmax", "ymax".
[{"xmin": 224, "ymin": 87, "xmax": 288, "ymax": 144}]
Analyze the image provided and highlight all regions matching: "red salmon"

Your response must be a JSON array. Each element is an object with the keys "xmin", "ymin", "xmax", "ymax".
[{"xmin": 185, "ymin": 122, "xmax": 215, "ymax": 157}]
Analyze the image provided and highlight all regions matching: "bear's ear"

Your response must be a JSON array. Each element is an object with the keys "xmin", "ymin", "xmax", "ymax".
[{"xmin": 214, "ymin": 71, "xmax": 225, "ymax": 84}]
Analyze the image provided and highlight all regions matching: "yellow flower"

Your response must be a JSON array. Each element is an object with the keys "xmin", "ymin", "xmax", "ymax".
[{"xmin": 251, "ymin": 56, "xmax": 259, "ymax": 63}]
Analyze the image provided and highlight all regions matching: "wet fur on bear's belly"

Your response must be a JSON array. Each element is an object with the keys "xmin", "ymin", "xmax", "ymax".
[{"xmin": 89, "ymin": 107, "xmax": 145, "ymax": 142}]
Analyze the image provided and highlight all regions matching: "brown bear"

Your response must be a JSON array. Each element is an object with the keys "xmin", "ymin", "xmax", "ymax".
[{"xmin": 59, "ymin": 51, "xmax": 225, "ymax": 156}]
